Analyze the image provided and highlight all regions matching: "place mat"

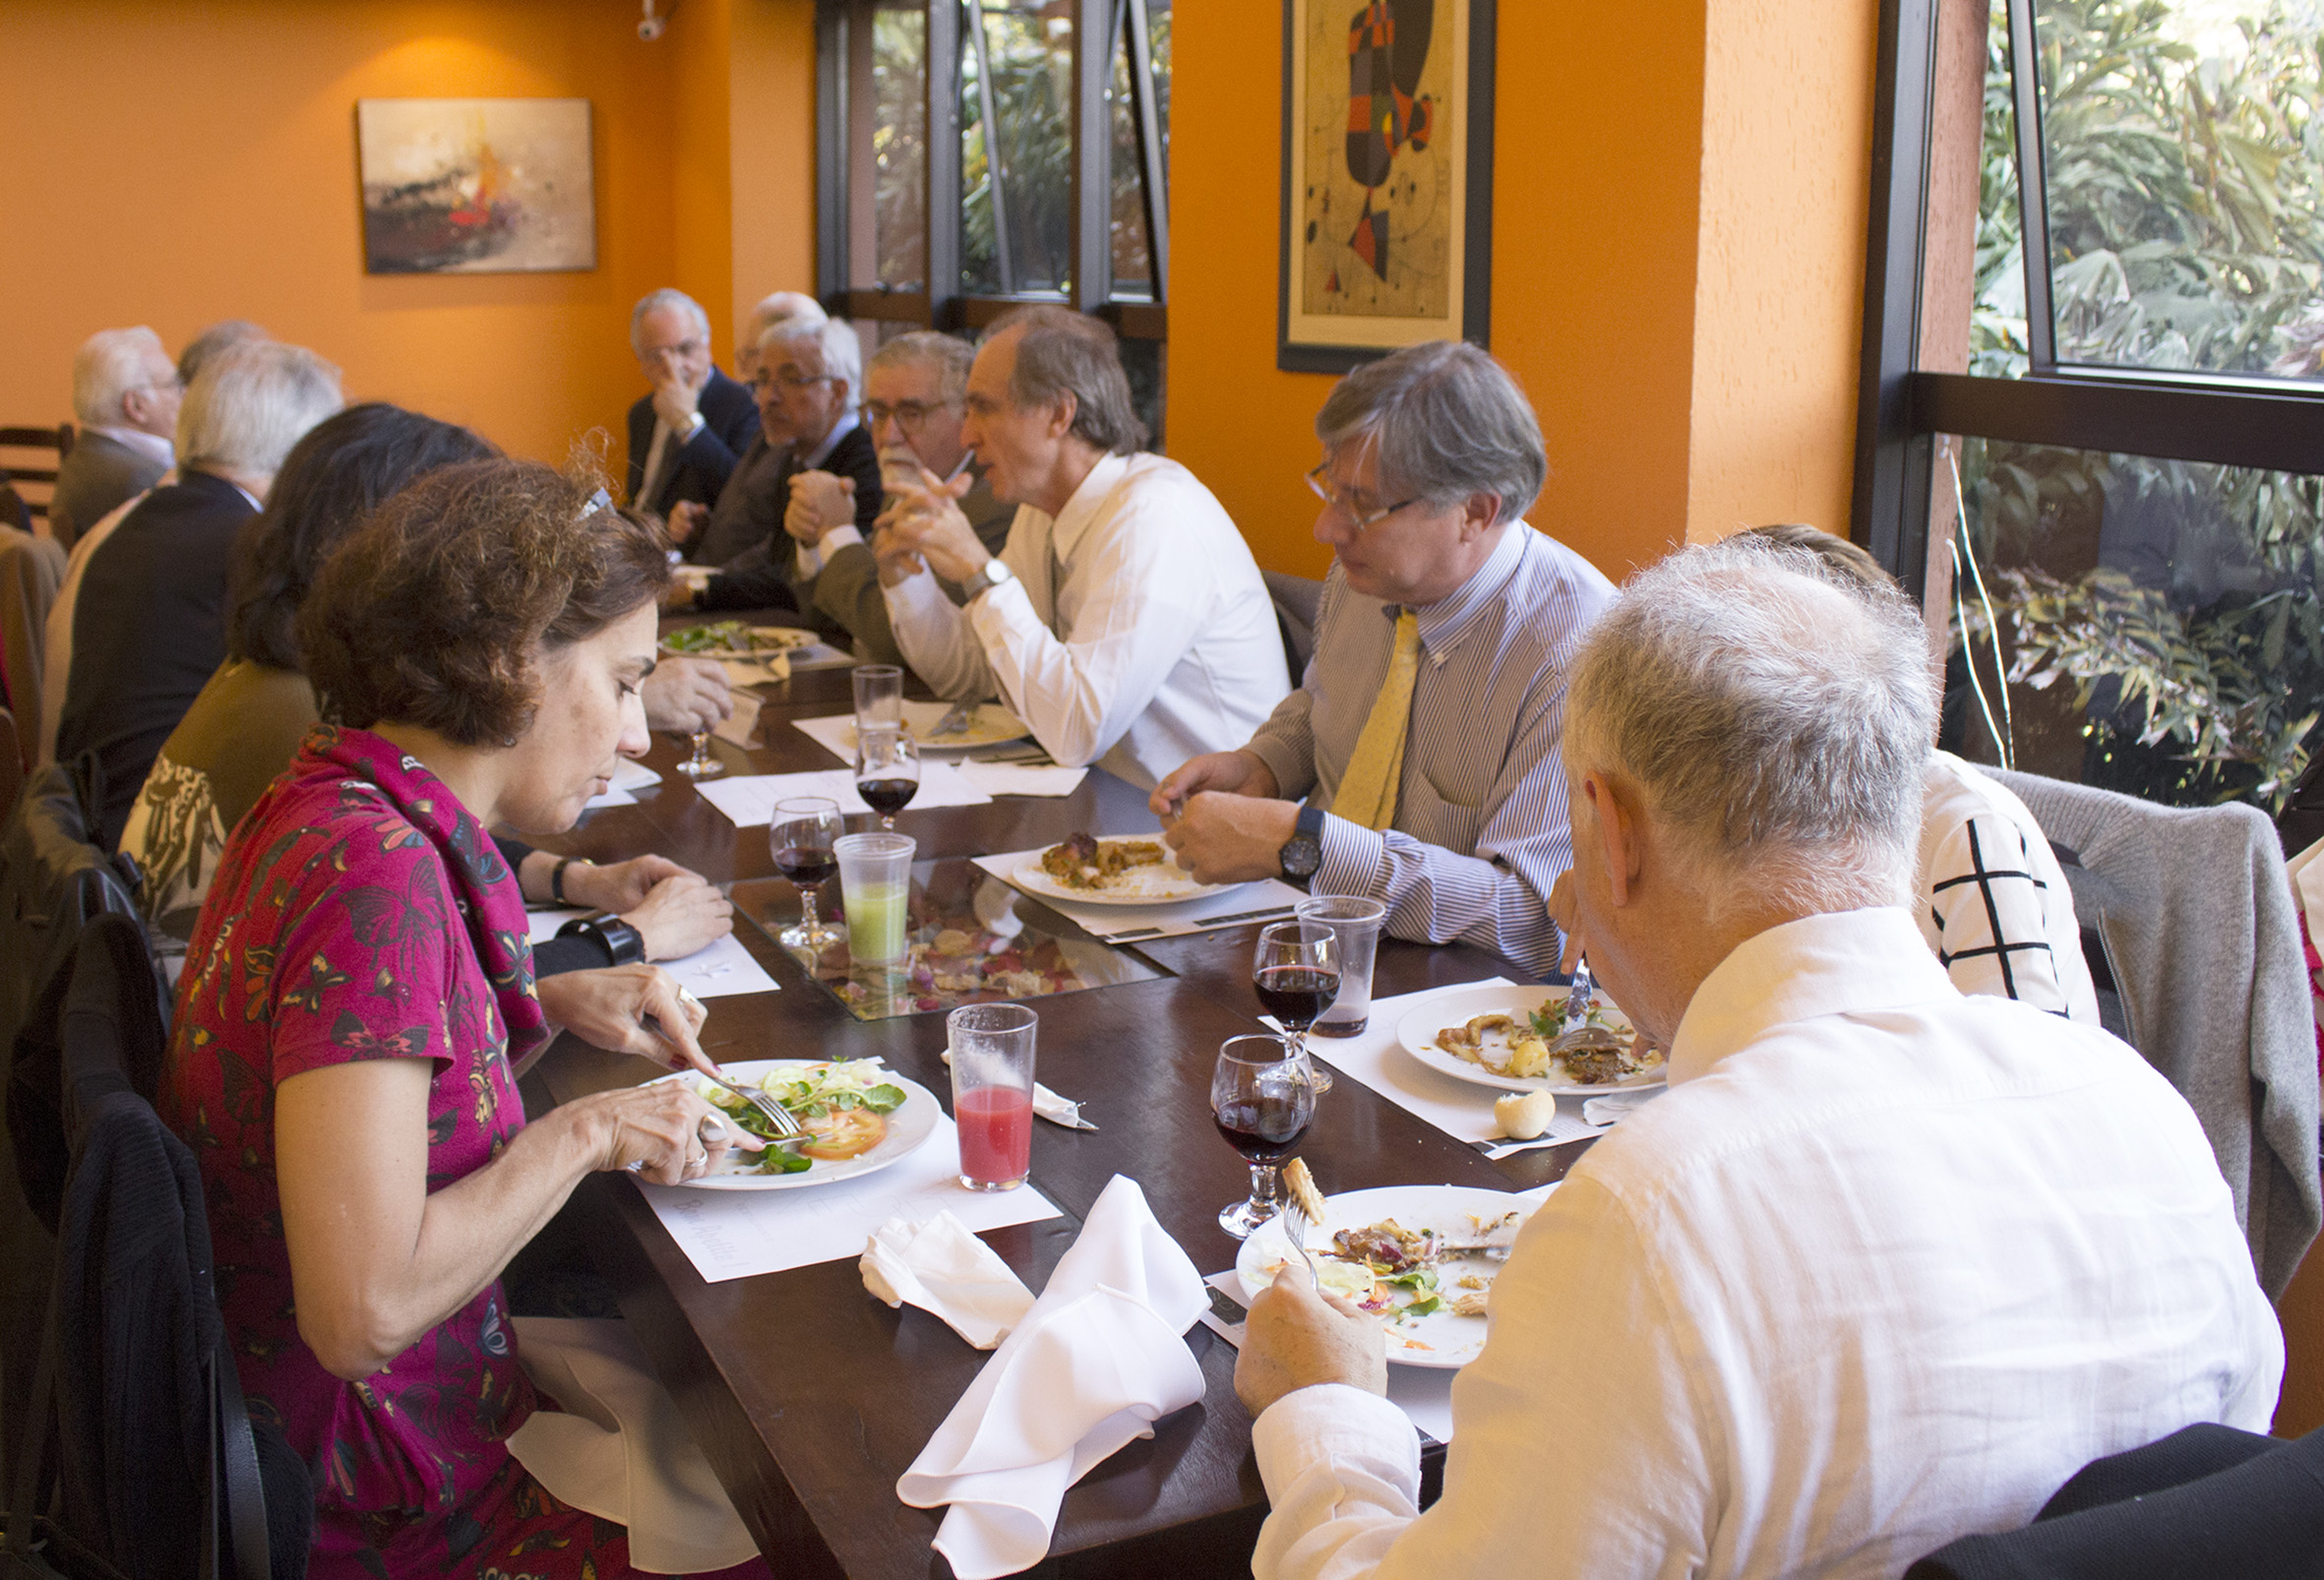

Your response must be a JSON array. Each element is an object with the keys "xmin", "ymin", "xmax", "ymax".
[
  {"xmin": 953, "ymin": 761, "xmax": 1088, "ymax": 799},
  {"xmin": 692, "ymin": 764, "xmax": 993, "ymax": 827},
  {"xmin": 525, "ymin": 908, "xmax": 780, "ymax": 1000},
  {"xmin": 1287, "ymin": 981, "xmax": 1621, "ymax": 1158},
  {"xmin": 971, "ymin": 849, "xmax": 1305, "ymax": 942},
  {"xmin": 636, "ymin": 1113, "xmax": 1062, "ymax": 1282}
]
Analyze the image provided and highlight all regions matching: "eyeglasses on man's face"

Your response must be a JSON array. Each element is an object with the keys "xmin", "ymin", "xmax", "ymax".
[
  {"xmin": 864, "ymin": 397, "xmax": 959, "ymax": 431},
  {"xmin": 1306, "ymin": 462, "xmax": 1422, "ymax": 534},
  {"xmin": 752, "ymin": 368, "xmax": 834, "ymax": 394},
  {"xmin": 642, "ymin": 337, "xmax": 706, "ymax": 364}
]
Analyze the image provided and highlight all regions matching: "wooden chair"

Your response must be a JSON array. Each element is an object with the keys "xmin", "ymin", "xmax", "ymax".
[{"xmin": 0, "ymin": 425, "xmax": 75, "ymax": 525}]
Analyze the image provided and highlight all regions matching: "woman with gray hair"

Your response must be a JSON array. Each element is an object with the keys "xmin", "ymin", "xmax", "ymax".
[{"xmin": 51, "ymin": 338, "xmax": 342, "ymax": 844}]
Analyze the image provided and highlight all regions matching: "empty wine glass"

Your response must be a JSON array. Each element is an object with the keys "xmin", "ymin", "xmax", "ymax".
[
  {"xmin": 675, "ymin": 725, "xmax": 724, "ymax": 779},
  {"xmin": 768, "ymin": 796, "xmax": 844, "ymax": 951},
  {"xmin": 1253, "ymin": 920, "xmax": 1339, "ymax": 1094},
  {"xmin": 853, "ymin": 722, "xmax": 920, "ymax": 830},
  {"xmin": 1211, "ymin": 1034, "xmax": 1316, "ymax": 1238}
]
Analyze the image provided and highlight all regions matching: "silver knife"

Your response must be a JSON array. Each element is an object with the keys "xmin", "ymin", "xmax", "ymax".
[
  {"xmin": 1560, "ymin": 953, "xmax": 1595, "ymax": 1032},
  {"xmin": 927, "ymin": 699, "xmax": 979, "ymax": 738}
]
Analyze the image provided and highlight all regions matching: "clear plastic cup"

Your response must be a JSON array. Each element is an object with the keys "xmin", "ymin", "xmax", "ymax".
[
  {"xmin": 1296, "ymin": 895, "xmax": 1387, "ymax": 1037},
  {"xmin": 948, "ymin": 1003, "xmax": 1038, "ymax": 1190},
  {"xmin": 834, "ymin": 830, "xmax": 914, "ymax": 964},
  {"xmin": 852, "ymin": 665, "xmax": 903, "ymax": 730}
]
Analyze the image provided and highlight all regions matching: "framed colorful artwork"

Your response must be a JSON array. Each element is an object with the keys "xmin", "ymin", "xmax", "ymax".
[
  {"xmin": 1278, "ymin": 0, "xmax": 1496, "ymax": 372},
  {"xmin": 355, "ymin": 98, "xmax": 596, "ymax": 274}
]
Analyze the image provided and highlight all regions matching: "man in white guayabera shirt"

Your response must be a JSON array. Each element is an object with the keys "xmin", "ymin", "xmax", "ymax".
[{"xmin": 1233, "ymin": 535, "xmax": 2282, "ymax": 1580}]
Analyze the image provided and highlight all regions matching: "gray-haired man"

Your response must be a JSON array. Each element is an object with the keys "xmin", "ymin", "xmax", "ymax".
[
  {"xmin": 51, "ymin": 327, "xmax": 181, "ymax": 549},
  {"xmin": 878, "ymin": 305, "xmax": 1287, "ymax": 788},
  {"xmin": 623, "ymin": 287, "xmax": 759, "ymax": 519},
  {"xmin": 1155, "ymin": 339, "xmax": 1615, "ymax": 977},
  {"xmin": 1234, "ymin": 537, "xmax": 2279, "ymax": 1580}
]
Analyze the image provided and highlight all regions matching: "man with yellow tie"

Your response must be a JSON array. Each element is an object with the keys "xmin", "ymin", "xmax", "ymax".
[{"xmin": 1153, "ymin": 340, "xmax": 1615, "ymax": 977}]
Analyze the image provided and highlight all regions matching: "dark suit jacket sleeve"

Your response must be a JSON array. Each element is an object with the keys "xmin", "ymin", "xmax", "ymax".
[
  {"xmin": 700, "ymin": 537, "xmax": 798, "ymax": 613},
  {"xmin": 668, "ymin": 370, "xmax": 762, "ymax": 507}
]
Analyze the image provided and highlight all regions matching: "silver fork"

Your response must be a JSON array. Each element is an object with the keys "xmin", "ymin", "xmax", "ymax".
[
  {"xmin": 927, "ymin": 699, "xmax": 978, "ymax": 739},
  {"xmin": 700, "ymin": 1066, "xmax": 801, "ymax": 1138},
  {"xmin": 1560, "ymin": 953, "xmax": 1595, "ymax": 1034}
]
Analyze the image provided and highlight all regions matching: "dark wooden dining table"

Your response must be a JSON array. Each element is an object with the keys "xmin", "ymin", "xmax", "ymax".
[{"xmin": 525, "ymin": 656, "xmax": 1593, "ymax": 1578}]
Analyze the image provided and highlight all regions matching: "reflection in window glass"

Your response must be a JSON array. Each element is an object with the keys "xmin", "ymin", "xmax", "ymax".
[
  {"xmin": 1109, "ymin": 1, "xmax": 1170, "ymax": 298},
  {"xmin": 1971, "ymin": 1, "xmax": 2030, "ymax": 377},
  {"xmin": 960, "ymin": 3, "xmax": 1075, "ymax": 296},
  {"xmin": 1946, "ymin": 437, "xmax": 2323, "ymax": 810},
  {"xmin": 868, "ymin": 3, "xmax": 927, "ymax": 290},
  {"xmin": 2026, "ymin": 0, "xmax": 2324, "ymax": 380}
]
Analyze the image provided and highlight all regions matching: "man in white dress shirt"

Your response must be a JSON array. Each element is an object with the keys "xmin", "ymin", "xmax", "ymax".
[
  {"xmin": 874, "ymin": 306, "xmax": 1288, "ymax": 788},
  {"xmin": 1235, "ymin": 536, "xmax": 2281, "ymax": 1580}
]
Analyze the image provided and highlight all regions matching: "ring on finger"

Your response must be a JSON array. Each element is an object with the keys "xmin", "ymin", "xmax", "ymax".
[{"xmin": 697, "ymin": 1112, "xmax": 728, "ymax": 1144}]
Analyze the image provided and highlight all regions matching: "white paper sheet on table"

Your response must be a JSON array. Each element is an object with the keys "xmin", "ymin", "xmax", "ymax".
[
  {"xmin": 1286, "ymin": 980, "xmax": 1624, "ymax": 1157},
  {"xmin": 691, "ymin": 763, "xmax": 993, "ymax": 827},
  {"xmin": 583, "ymin": 759, "xmax": 663, "ymax": 810},
  {"xmin": 971, "ymin": 849, "xmax": 1306, "ymax": 942},
  {"xmin": 953, "ymin": 761, "xmax": 1088, "ymax": 799},
  {"xmin": 523, "ymin": 908, "xmax": 780, "ymax": 1000},
  {"xmin": 637, "ymin": 1114, "xmax": 1062, "ymax": 1282}
]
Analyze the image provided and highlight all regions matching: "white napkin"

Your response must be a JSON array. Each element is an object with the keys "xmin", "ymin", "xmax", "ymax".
[
  {"xmin": 505, "ymin": 1316, "xmax": 760, "ymax": 1574},
  {"xmin": 712, "ymin": 688, "xmax": 763, "ymax": 746},
  {"xmin": 1581, "ymin": 1087, "xmax": 1662, "ymax": 1127},
  {"xmin": 955, "ymin": 761, "xmax": 1089, "ymax": 799},
  {"xmin": 897, "ymin": 1175, "xmax": 1207, "ymax": 1579},
  {"xmin": 863, "ymin": 1211, "xmax": 1038, "ymax": 1349}
]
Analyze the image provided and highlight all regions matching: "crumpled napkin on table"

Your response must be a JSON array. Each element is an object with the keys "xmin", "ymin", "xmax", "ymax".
[
  {"xmin": 896, "ymin": 1175, "xmax": 1207, "ymax": 1579},
  {"xmin": 1581, "ymin": 1087, "xmax": 1662, "ymax": 1127},
  {"xmin": 862, "ymin": 1211, "xmax": 1037, "ymax": 1350}
]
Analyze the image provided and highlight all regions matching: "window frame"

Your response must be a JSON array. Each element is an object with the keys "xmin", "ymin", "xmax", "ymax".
[
  {"xmin": 814, "ymin": 0, "xmax": 1171, "ymax": 341},
  {"xmin": 1851, "ymin": 0, "xmax": 2324, "ymax": 602}
]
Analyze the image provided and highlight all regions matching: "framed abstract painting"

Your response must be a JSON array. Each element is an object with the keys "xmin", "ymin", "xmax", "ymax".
[
  {"xmin": 1278, "ymin": 0, "xmax": 1496, "ymax": 372},
  {"xmin": 355, "ymin": 98, "xmax": 596, "ymax": 274}
]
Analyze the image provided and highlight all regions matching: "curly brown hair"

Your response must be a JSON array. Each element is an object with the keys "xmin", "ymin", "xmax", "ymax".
[{"xmin": 299, "ymin": 458, "xmax": 670, "ymax": 747}]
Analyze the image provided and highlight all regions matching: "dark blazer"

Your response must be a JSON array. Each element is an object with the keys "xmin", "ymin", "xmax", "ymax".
[
  {"xmin": 701, "ymin": 422, "xmax": 886, "ymax": 614},
  {"xmin": 624, "ymin": 367, "xmax": 761, "ymax": 518},
  {"xmin": 692, "ymin": 429, "xmax": 789, "ymax": 569},
  {"xmin": 52, "ymin": 471, "xmax": 258, "ymax": 848},
  {"xmin": 49, "ymin": 431, "xmax": 169, "ymax": 551}
]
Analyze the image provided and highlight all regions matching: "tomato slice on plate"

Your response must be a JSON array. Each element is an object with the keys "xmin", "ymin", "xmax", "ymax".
[{"xmin": 797, "ymin": 1106, "xmax": 888, "ymax": 1160}]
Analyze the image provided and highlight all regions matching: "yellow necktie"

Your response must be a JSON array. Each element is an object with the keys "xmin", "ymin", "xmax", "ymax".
[{"xmin": 1333, "ymin": 610, "xmax": 1420, "ymax": 831}]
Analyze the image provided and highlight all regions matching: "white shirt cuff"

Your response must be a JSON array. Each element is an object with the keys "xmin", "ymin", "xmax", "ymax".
[
  {"xmin": 1315, "ymin": 814, "xmax": 1389, "ymax": 898},
  {"xmin": 1253, "ymin": 1383, "xmax": 1422, "ymax": 1501},
  {"xmin": 821, "ymin": 524, "xmax": 864, "ymax": 552}
]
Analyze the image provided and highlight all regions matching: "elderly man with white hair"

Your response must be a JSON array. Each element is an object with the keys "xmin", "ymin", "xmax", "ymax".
[
  {"xmin": 623, "ymin": 286, "xmax": 759, "ymax": 520},
  {"xmin": 1233, "ymin": 536, "xmax": 2281, "ymax": 1580},
  {"xmin": 685, "ymin": 315, "xmax": 884, "ymax": 615},
  {"xmin": 53, "ymin": 339, "xmax": 342, "ymax": 847},
  {"xmin": 50, "ymin": 327, "xmax": 182, "ymax": 549},
  {"xmin": 732, "ymin": 288, "xmax": 826, "ymax": 384}
]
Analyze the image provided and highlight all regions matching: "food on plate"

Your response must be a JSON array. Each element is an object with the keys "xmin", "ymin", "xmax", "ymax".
[
  {"xmin": 700, "ymin": 1060, "xmax": 906, "ymax": 1174},
  {"xmin": 1435, "ymin": 997, "xmax": 1668, "ymax": 1085},
  {"xmin": 1494, "ymin": 1089, "xmax": 1558, "ymax": 1140},
  {"xmin": 1285, "ymin": 1157, "xmax": 1327, "ymax": 1227},
  {"xmin": 659, "ymin": 620, "xmax": 812, "ymax": 657},
  {"xmin": 1038, "ymin": 831, "xmax": 1171, "ymax": 892}
]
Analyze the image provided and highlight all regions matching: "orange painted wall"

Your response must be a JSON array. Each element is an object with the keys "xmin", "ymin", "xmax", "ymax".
[
  {"xmin": 1169, "ymin": 0, "xmax": 1870, "ymax": 584},
  {"xmin": 0, "ymin": 0, "xmax": 817, "ymax": 471}
]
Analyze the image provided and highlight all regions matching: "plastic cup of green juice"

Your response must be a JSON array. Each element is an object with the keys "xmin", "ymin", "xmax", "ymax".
[{"xmin": 834, "ymin": 830, "xmax": 915, "ymax": 964}]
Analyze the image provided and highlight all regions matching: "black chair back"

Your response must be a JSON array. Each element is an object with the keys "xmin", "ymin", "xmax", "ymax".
[
  {"xmin": 0, "ymin": 426, "xmax": 73, "ymax": 525},
  {"xmin": 1263, "ymin": 568, "xmax": 1322, "ymax": 681}
]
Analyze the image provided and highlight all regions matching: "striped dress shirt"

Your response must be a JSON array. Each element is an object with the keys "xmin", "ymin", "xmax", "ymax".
[{"xmin": 1242, "ymin": 523, "xmax": 1616, "ymax": 978}]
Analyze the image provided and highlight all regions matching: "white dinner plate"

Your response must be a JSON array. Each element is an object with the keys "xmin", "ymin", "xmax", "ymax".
[
  {"xmin": 841, "ymin": 700, "xmax": 1032, "ymax": 752},
  {"xmin": 1008, "ymin": 836, "xmax": 1245, "ymax": 906},
  {"xmin": 1395, "ymin": 984, "xmax": 1667, "ymax": 1097},
  {"xmin": 677, "ymin": 1060, "xmax": 941, "ymax": 1191},
  {"xmin": 1235, "ymin": 1184, "xmax": 1552, "ymax": 1368}
]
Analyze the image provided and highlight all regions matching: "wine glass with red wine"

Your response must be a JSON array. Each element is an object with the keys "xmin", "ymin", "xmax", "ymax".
[
  {"xmin": 1212, "ymin": 1033, "xmax": 1317, "ymax": 1238},
  {"xmin": 1253, "ymin": 919, "xmax": 1340, "ymax": 1094},
  {"xmin": 853, "ymin": 722, "xmax": 920, "ymax": 831},
  {"xmin": 768, "ymin": 796, "xmax": 845, "ymax": 952}
]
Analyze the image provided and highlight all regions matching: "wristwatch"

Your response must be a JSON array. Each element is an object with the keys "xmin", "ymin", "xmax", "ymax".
[
  {"xmin": 557, "ymin": 913, "xmax": 646, "ymax": 967},
  {"xmin": 972, "ymin": 558, "xmax": 1015, "ymax": 597},
  {"xmin": 1277, "ymin": 805, "xmax": 1324, "ymax": 881}
]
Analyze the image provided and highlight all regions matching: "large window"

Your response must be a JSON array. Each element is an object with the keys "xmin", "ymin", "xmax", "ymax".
[
  {"xmin": 818, "ymin": 0, "xmax": 1171, "ymax": 435},
  {"xmin": 1859, "ymin": 0, "xmax": 2324, "ymax": 813}
]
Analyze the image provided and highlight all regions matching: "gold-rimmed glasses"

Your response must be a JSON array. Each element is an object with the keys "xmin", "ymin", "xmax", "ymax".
[{"xmin": 1305, "ymin": 462, "xmax": 1422, "ymax": 534}]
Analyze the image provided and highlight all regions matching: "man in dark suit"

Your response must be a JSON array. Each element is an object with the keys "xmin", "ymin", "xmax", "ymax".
[
  {"xmin": 683, "ymin": 317, "xmax": 884, "ymax": 616},
  {"xmin": 54, "ymin": 339, "xmax": 343, "ymax": 847},
  {"xmin": 624, "ymin": 288, "xmax": 760, "ymax": 521},
  {"xmin": 51, "ymin": 327, "xmax": 181, "ymax": 549}
]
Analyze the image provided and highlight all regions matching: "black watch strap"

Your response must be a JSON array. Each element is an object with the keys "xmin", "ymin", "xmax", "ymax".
[
  {"xmin": 1278, "ymin": 805, "xmax": 1326, "ymax": 880},
  {"xmin": 557, "ymin": 913, "xmax": 646, "ymax": 967},
  {"xmin": 549, "ymin": 857, "xmax": 581, "ymax": 906}
]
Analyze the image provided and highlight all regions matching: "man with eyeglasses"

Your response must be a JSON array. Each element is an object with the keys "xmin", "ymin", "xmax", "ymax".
[
  {"xmin": 51, "ymin": 326, "xmax": 183, "ymax": 550},
  {"xmin": 758, "ymin": 330, "xmax": 1014, "ymax": 666},
  {"xmin": 682, "ymin": 315, "xmax": 884, "ymax": 616},
  {"xmin": 1152, "ymin": 339, "xmax": 1615, "ymax": 977},
  {"xmin": 622, "ymin": 287, "xmax": 759, "ymax": 522}
]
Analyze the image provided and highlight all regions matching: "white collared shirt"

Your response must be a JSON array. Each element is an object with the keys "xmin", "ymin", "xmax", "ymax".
[
  {"xmin": 89, "ymin": 425, "xmax": 175, "ymax": 472},
  {"xmin": 1251, "ymin": 907, "xmax": 2281, "ymax": 1580},
  {"xmin": 880, "ymin": 451, "xmax": 1290, "ymax": 788},
  {"xmin": 792, "ymin": 412, "xmax": 864, "ymax": 576}
]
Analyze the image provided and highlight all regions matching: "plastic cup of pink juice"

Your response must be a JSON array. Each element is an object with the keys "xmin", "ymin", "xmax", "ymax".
[{"xmin": 948, "ymin": 1003, "xmax": 1037, "ymax": 1190}]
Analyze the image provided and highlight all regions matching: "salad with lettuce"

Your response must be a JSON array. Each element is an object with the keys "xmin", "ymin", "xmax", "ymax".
[{"xmin": 701, "ymin": 1060, "xmax": 908, "ymax": 1175}]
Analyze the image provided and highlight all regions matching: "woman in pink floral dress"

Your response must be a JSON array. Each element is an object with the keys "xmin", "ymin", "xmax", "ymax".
[{"xmin": 164, "ymin": 460, "xmax": 765, "ymax": 1577}]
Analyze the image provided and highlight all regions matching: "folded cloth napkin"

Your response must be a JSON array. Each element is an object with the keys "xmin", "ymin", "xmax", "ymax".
[
  {"xmin": 897, "ymin": 1175, "xmax": 1207, "ymax": 1579},
  {"xmin": 711, "ymin": 687, "xmax": 763, "ymax": 747},
  {"xmin": 955, "ymin": 761, "xmax": 1089, "ymax": 799},
  {"xmin": 1581, "ymin": 1087, "xmax": 1662, "ymax": 1127},
  {"xmin": 505, "ymin": 1316, "xmax": 760, "ymax": 1574},
  {"xmin": 863, "ymin": 1211, "xmax": 1037, "ymax": 1349}
]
